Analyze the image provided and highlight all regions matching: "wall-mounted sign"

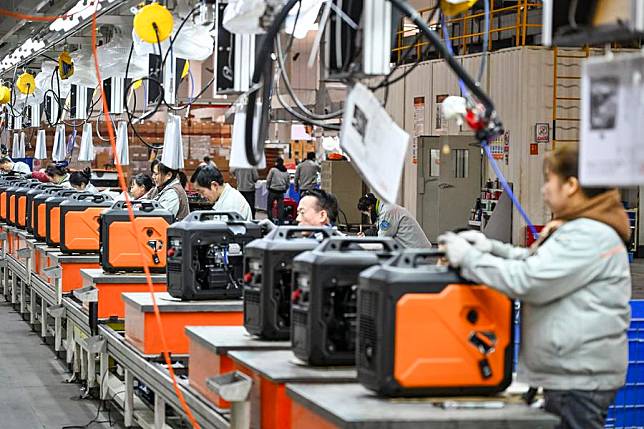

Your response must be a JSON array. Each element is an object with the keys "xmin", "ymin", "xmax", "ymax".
[{"xmin": 535, "ymin": 123, "xmax": 550, "ymax": 143}]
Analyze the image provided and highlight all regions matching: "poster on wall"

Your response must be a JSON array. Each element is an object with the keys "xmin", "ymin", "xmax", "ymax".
[
  {"xmin": 535, "ymin": 123, "xmax": 550, "ymax": 143},
  {"xmin": 580, "ymin": 53, "xmax": 644, "ymax": 186},
  {"xmin": 435, "ymin": 94, "xmax": 448, "ymax": 131},
  {"xmin": 412, "ymin": 96, "xmax": 425, "ymax": 165}
]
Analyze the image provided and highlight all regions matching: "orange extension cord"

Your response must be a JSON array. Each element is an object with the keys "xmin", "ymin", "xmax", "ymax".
[{"xmin": 0, "ymin": 5, "xmax": 202, "ymax": 429}]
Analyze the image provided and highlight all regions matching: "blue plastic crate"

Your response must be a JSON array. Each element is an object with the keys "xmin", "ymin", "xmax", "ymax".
[{"xmin": 607, "ymin": 300, "xmax": 644, "ymax": 428}]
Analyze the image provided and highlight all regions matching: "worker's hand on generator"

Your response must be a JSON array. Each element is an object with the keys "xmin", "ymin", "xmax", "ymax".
[
  {"xmin": 437, "ymin": 232, "xmax": 474, "ymax": 268},
  {"xmin": 458, "ymin": 230, "xmax": 493, "ymax": 253}
]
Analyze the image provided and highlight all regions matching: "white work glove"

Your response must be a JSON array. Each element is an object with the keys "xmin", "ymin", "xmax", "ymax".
[
  {"xmin": 458, "ymin": 230, "xmax": 493, "ymax": 253},
  {"xmin": 437, "ymin": 232, "xmax": 475, "ymax": 268}
]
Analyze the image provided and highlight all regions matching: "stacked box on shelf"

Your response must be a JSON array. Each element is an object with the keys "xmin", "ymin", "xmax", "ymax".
[{"xmin": 605, "ymin": 300, "xmax": 644, "ymax": 428}]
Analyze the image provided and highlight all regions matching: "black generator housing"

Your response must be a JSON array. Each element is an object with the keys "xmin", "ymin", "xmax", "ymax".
[
  {"xmin": 243, "ymin": 226, "xmax": 338, "ymax": 340},
  {"xmin": 167, "ymin": 211, "xmax": 263, "ymax": 300},
  {"xmin": 291, "ymin": 237, "xmax": 400, "ymax": 366}
]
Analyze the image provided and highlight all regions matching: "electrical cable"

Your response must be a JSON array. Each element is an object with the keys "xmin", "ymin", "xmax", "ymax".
[
  {"xmin": 90, "ymin": 5, "xmax": 201, "ymax": 427},
  {"xmin": 478, "ymin": 0, "xmax": 490, "ymax": 84},
  {"xmin": 245, "ymin": 0, "xmax": 303, "ymax": 166},
  {"xmin": 387, "ymin": 0, "xmax": 497, "ymax": 118},
  {"xmin": 481, "ymin": 139, "xmax": 538, "ymax": 239},
  {"xmin": 440, "ymin": 12, "xmax": 468, "ymax": 96}
]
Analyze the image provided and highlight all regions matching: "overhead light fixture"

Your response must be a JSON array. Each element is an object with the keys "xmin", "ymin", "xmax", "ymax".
[{"xmin": 49, "ymin": 0, "xmax": 120, "ymax": 33}]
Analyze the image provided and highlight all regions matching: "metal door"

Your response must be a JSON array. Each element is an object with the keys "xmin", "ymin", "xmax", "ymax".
[{"xmin": 417, "ymin": 136, "xmax": 482, "ymax": 242}]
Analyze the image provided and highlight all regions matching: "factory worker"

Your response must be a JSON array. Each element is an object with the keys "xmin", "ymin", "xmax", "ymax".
[
  {"xmin": 149, "ymin": 160, "xmax": 190, "ymax": 220},
  {"xmin": 231, "ymin": 167, "xmax": 259, "ymax": 218},
  {"xmin": 296, "ymin": 189, "xmax": 339, "ymax": 228},
  {"xmin": 294, "ymin": 152, "xmax": 320, "ymax": 193},
  {"xmin": 438, "ymin": 142, "xmax": 631, "ymax": 429},
  {"xmin": 0, "ymin": 156, "xmax": 31, "ymax": 174},
  {"xmin": 45, "ymin": 162, "xmax": 72, "ymax": 188},
  {"xmin": 69, "ymin": 167, "xmax": 99, "ymax": 193},
  {"xmin": 190, "ymin": 164, "xmax": 252, "ymax": 221},
  {"xmin": 357, "ymin": 193, "xmax": 431, "ymax": 248},
  {"xmin": 130, "ymin": 173, "xmax": 155, "ymax": 200}
]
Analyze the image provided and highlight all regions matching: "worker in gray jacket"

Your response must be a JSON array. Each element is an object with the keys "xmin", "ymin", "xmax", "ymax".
[
  {"xmin": 294, "ymin": 152, "xmax": 320, "ymax": 193},
  {"xmin": 266, "ymin": 157, "xmax": 290, "ymax": 224},
  {"xmin": 231, "ymin": 167, "xmax": 259, "ymax": 218},
  {"xmin": 439, "ymin": 143, "xmax": 631, "ymax": 429},
  {"xmin": 358, "ymin": 193, "xmax": 432, "ymax": 248}
]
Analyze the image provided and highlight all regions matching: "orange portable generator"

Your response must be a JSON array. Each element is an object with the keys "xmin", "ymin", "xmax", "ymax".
[
  {"xmin": 0, "ymin": 177, "xmax": 24, "ymax": 222},
  {"xmin": 290, "ymin": 237, "xmax": 400, "ymax": 366},
  {"xmin": 5, "ymin": 180, "xmax": 33, "ymax": 226},
  {"xmin": 15, "ymin": 181, "xmax": 43, "ymax": 229},
  {"xmin": 26, "ymin": 185, "xmax": 59, "ymax": 234},
  {"xmin": 356, "ymin": 249, "xmax": 513, "ymax": 397},
  {"xmin": 45, "ymin": 189, "xmax": 77, "ymax": 246},
  {"xmin": 33, "ymin": 187, "xmax": 62, "ymax": 241},
  {"xmin": 99, "ymin": 200, "xmax": 174, "ymax": 273},
  {"xmin": 60, "ymin": 193, "xmax": 113, "ymax": 254}
]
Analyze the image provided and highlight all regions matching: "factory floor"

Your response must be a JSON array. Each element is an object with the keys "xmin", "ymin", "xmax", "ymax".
[
  {"xmin": 0, "ymin": 299, "xmax": 124, "ymax": 429},
  {"xmin": 0, "ymin": 258, "xmax": 643, "ymax": 428}
]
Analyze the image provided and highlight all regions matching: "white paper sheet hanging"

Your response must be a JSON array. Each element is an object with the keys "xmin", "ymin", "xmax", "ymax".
[
  {"xmin": 340, "ymin": 83, "xmax": 410, "ymax": 204},
  {"xmin": 161, "ymin": 114, "xmax": 185, "ymax": 169},
  {"xmin": 11, "ymin": 133, "xmax": 19, "ymax": 158},
  {"xmin": 17, "ymin": 132, "xmax": 26, "ymax": 158},
  {"xmin": 229, "ymin": 105, "xmax": 266, "ymax": 169},
  {"xmin": 34, "ymin": 129, "xmax": 47, "ymax": 160},
  {"xmin": 580, "ymin": 53, "xmax": 644, "ymax": 186},
  {"xmin": 116, "ymin": 121, "xmax": 129, "ymax": 166},
  {"xmin": 52, "ymin": 124, "xmax": 67, "ymax": 161},
  {"xmin": 78, "ymin": 122, "xmax": 95, "ymax": 162}
]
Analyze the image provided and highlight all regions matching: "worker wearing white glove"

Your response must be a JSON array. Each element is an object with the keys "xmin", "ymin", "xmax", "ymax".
[
  {"xmin": 436, "ymin": 232, "xmax": 474, "ymax": 268},
  {"xmin": 457, "ymin": 230, "xmax": 493, "ymax": 253}
]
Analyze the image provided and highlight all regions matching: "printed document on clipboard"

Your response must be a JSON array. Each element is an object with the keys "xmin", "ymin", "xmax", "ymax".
[{"xmin": 340, "ymin": 83, "xmax": 410, "ymax": 204}]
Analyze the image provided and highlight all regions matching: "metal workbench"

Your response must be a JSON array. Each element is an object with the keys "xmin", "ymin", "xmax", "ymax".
[
  {"xmin": 185, "ymin": 326, "xmax": 291, "ymax": 355},
  {"xmin": 286, "ymin": 383, "xmax": 560, "ymax": 429}
]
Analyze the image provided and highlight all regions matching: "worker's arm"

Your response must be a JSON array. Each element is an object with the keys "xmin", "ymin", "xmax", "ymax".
[
  {"xmin": 294, "ymin": 166, "xmax": 300, "ymax": 191},
  {"xmin": 376, "ymin": 211, "xmax": 398, "ymax": 239},
  {"xmin": 252, "ymin": 169, "xmax": 259, "ymax": 182},
  {"xmin": 489, "ymin": 240, "xmax": 531, "ymax": 260},
  {"xmin": 266, "ymin": 169, "xmax": 274, "ymax": 189},
  {"xmin": 459, "ymin": 224, "xmax": 619, "ymax": 305}
]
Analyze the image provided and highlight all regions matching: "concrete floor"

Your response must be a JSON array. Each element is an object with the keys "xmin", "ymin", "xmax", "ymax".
[{"xmin": 0, "ymin": 299, "xmax": 124, "ymax": 429}]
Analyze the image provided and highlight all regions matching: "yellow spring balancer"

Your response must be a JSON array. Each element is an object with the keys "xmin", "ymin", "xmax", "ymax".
[{"xmin": 133, "ymin": 3, "xmax": 174, "ymax": 43}]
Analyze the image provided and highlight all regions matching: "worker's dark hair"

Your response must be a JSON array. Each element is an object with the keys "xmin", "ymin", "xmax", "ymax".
[
  {"xmin": 190, "ymin": 165, "xmax": 224, "ymax": 188},
  {"xmin": 152, "ymin": 160, "xmax": 179, "ymax": 187},
  {"xmin": 0, "ymin": 156, "xmax": 12, "ymax": 165},
  {"xmin": 544, "ymin": 142, "xmax": 610, "ymax": 198},
  {"xmin": 69, "ymin": 167, "xmax": 91, "ymax": 187},
  {"xmin": 45, "ymin": 162, "xmax": 68, "ymax": 177},
  {"xmin": 306, "ymin": 152, "xmax": 316, "ymax": 161},
  {"xmin": 275, "ymin": 157, "xmax": 287, "ymax": 173},
  {"xmin": 178, "ymin": 171, "xmax": 188, "ymax": 188},
  {"xmin": 132, "ymin": 173, "xmax": 154, "ymax": 192},
  {"xmin": 302, "ymin": 189, "xmax": 338, "ymax": 224},
  {"xmin": 203, "ymin": 156, "xmax": 212, "ymax": 163},
  {"xmin": 357, "ymin": 193, "xmax": 377, "ymax": 212}
]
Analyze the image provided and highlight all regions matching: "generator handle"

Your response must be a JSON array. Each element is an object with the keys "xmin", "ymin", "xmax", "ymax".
[
  {"xmin": 187, "ymin": 211, "xmax": 244, "ymax": 222},
  {"xmin": 111, "ymin": 199, "xmax": 162, "ymax": 212},
  {"xmin": 317, "ymin": 237, "xmax": 400, "ymax": 253},
  {"xmin": 395, "ymin": 249, "xmax": 447, "ymax": 268},
  {"xmin": 71, "ymin": 192, "xmax": 111, "ymax": 203},
  {"xmin": 274, "ymin": 226, "xmax": 338, "ymax": 240}
]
